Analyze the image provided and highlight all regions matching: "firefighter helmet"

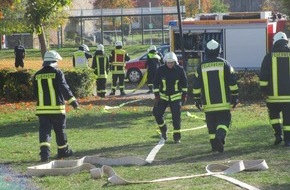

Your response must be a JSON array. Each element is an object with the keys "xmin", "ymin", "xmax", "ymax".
[
  {"xmin": 205, "ymin": 39, "xmax": 220, "ymax": 57},
  {"xmin": 273, "ymin": 32, "xmax": 288, "ymax": 45},
  {"xmin": 148, "ymin": 45, "xmax": 157, "ymax": 52},
  {"xmin": 96, "ymin": 44, "xmax": 104, "ymax": 52},
  {"xmin": 164, "ymin": 52, "xmax": 179, "ymax": 64},
  {"xmin": 115, "ymin": 41, "xmax": 123, "ymax": 47},
  {"xmin": 43, "ymin": 50, "xmax": 62, "ymax": 62},
  {"xmin": 79, "ymin": 44, "xmax": 90, "ymax": 52}
]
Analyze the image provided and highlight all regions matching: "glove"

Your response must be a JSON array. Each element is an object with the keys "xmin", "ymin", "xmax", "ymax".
[
  {"xmin": 194, "ymin": 98, "xmax": 202, "ymax": 111},
  {"xmin": 181, "ymin": 93, "xmax": 187, "ymax": 106},
  {"xmin": 231, "ymin": 95, "xmax": 239, "ymax": 108},
  {"xmin": 154, "ymin": 95, "xmax": 160, "ymax": 107},
  {"xmin": 71, "ymin": 101, "xmax": 80, "ymax": 110}
]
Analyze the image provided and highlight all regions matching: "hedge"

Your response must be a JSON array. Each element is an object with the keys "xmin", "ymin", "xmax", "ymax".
[
  {"xmin": 0, "ymin": 68, "xmax": 96, "ymax": 102},
  {"xmin": 187, "ymin": 70, "xmax": 263, "ymax": 102},
  {"xmin": 0, "ymin": 69, "xmax": 262, "ymax": 102}
]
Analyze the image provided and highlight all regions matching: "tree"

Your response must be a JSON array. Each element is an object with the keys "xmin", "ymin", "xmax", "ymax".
[
  {"xmin": 0, "ymin": 1, "xmax": 31, "ymax": 34},
  {"xmin": 209, "ymin": 0, "xmax": 229, "ymax": 13},
  {"xmin": 93, "ymin": 0, "xmax": 133, "ymax": 9},
  {"xmin": 0, "ymin": 0, "xmax": 15, "ymax": 19},
  {"xmin": 25, "ymin": 0, "xmax": 72, "ymax": 58}
]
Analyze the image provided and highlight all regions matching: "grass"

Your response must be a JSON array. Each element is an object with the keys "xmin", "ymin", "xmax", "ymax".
[
  {"xmin": 0, "ymin": 47, "xmax": 290, "ymax": 189},
  {"xmin": 0, "ymin": 45, "xmax": 149, "ymax": 70},
  {"xmin": 0, "ymin": 96, "xmax": 290, "ymax": 189}
]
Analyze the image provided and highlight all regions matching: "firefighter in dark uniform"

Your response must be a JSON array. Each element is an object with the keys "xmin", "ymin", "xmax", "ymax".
[
  {"xmin": 109, "ymin": 41, "xmax": 130, "ymax": 96},
  {"xmin": 73, "ymin": 44, "xmax": 92, "ymax": 68},
  {"xmin": 33, "ymin": 50, "xmax": 79, "ymax": 162},
  {"xmin": 193, "ymin": 39, "xmax": 238, "ymax": 153},
  {"xmin": 14, "ymin": 40, "xmax": 25, "ymax": 68},
  {"xmin": 259, "ymin": 31, "xmax": 290, "ymax": 147},
  {"xmin": 146, "ymin": 45, "xmax": 163, "ymax": 93},
  {"xmin": 92, "ymin": 44, "xmax": 109, "ymax": 97},
  {"xmin": 153, "ymin": 52, "xmax": 188, "ymax": 143}
]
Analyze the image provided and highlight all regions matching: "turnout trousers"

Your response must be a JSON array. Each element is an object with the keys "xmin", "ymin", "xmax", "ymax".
[
  {"xmin": 96, "ymin": 78, "xmax": 107, "ymax": 97},
  {"xmin": 38, "ymin": 114, "xmax": 68, "ymax": 159},
  {"xmin": 267, "ymin": 102, "xmax": 290, "ymax": 143},
  {"xmin": 153, "ymin": 100, "xmax": 181, "ymax": 141},
  {"xmin": 111, "ymin": 74, "xmax": 125, "ymax": 92},
  {"xmin": 205, "ymin": 110, "xmax": 231, "ymax": 149}
]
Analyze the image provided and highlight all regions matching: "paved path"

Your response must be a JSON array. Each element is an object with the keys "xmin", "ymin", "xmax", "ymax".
[{"xmin": 0, "ymin": 164, "xmax": 39, "ymax": 190}]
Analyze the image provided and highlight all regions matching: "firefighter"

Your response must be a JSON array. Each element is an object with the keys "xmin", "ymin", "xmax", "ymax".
[
  {"xmin": 109, "ymin": 41, "xmax": 130, "ymax": 96},
  {"xmin": 14, "ymin": 40, "xmax": 25, "ymax": 68},
  {"xmin": 259, "ymin": 31, "xmax": 290, "ymax": 147},
  {"xmin": 33, "ymin": 50, "xmax": 79, "ymax": 162},
  {"xmin": 73, "ymin": 44, "xmax": 92, "ymax": 68},
  {"xmin": 91, "ymin": 44, "xmax": 109, "ymax": 97},
  {"xmin": 146, "ymin": 45, "xmax": 163, "ymax": 93},
  {"xmin": 193, "ymin": 39, "xmax": 238, "ymax": 153},
  {"xmin": 153, "ymin": 52, "xmax": 188, "ymax": 143}
]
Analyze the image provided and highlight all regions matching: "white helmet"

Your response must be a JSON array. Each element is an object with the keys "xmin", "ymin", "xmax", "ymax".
[
  {"xmin": 273, "ymin": 31, "xmax": 288, "ymax": 45},
  {"xmin": 148, "ymin": 45, "xmax": 157, "ymax": 52},
  {"xmin": 206, "ymin": 39, "xmax": 219, "ymax": 50},
  {"xmin": 96, "ymin": 44, "xmax": 104, "ymax": 51},
  {"xmin": 205, "ymin": 39, "xmax": 221, "ymax": 57},
  {"xmin": 115, "ymin": 41, "xmax": 123, "ymax": 47},
  {"xmin": 79, "ymin": 44, "xmax": 90, "ymax": 52},
  {"xmin": 164, "ymin": 52, "xmax": 178, "ymax": 64},
  {"xmin": 43, "ymin": 50, "xmax": 62, "ymax": 62}
]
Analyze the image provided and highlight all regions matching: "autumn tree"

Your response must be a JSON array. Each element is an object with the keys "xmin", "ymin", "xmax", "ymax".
[
  {"xmin": 0, "ymin": 0, "xmax": 14, "ymax": 19},
  {"xmin": 25, "ymin": 0, "xmax": 72, "ymax": 58}
]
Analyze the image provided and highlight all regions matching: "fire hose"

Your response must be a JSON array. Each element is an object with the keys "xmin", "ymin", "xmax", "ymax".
[{"xmin": 27, "ymin": 125, "xmax": 267, "ymax": 190}]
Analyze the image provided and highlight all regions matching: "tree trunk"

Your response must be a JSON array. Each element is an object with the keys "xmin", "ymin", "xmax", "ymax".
[{"xmin": 38, "ymin": 25, "xmax": 48, "ymax": 59}]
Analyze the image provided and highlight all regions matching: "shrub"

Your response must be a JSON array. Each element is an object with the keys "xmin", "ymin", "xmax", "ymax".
[
  {"xmin": 3, "ymin": 69, "xmax": 34, "ymax": 102},
  {"xmin": 236, "ymin": 70, "xmax": 263, "ymax": 101},
  {"xmin": 186, "ymin": 70, "xmax": 263, "ymax": 102},
  {"xmin": 64, "ymin": 69, "xmax": 97, "ymax": 98},
  {"xmin": 0, "ymin": 69, "xmax": 13, "ymax": 98}
]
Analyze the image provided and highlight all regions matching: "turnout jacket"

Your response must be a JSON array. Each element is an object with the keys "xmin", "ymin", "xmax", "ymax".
[
  {"xmin": 193, "ymin": 57, "xmax": 238, "ymax": 112},
  {"xmin": 153, "ymin": 64, "xmax": 188, "ymax": 101},
  {"xmin": 109, "ymin": 48, "xmax": 130, "ymax": 74},
  {"xmin": 259, "ymin": 41, "xmax": 290, "ymax": 103},
  {"xmin": 146, "ymin": 51, "xmax": 163, "ymax": 71},
  {"xmin": 92, "ymin": 51, "xmax": 109, "ymax": 79},
  {"xmin": 33, "ymin": 66, "xmax": 76, "ymax": 115}
]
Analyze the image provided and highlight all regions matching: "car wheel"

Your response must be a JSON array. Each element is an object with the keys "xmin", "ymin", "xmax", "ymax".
[{"xmin": 127, "ymin": 68, "xmax": 142, "ymax": 83}]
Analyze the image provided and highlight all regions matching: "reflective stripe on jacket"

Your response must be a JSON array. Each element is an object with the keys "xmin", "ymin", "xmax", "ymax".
[
  {"xmin": 33, "ymin": 66, "xmax": 76, "ymax": 115},
  {"xmin": 193, "ymin": 58, "xmax": 238, "ymax": 112},
  {"xmin": 73, "ymin": 51, "xmax": 88, "ymax": 68}
]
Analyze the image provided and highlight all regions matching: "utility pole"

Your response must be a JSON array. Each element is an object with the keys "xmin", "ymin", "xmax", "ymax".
[{"xmin": 176, "ymin": 0, "xmax": 187, "ymax": 70}]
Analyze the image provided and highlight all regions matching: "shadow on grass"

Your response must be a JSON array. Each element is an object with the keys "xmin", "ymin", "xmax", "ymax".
[{"xmin": 0, "ymin": 109, "xmax": 154, "ymax": 138}]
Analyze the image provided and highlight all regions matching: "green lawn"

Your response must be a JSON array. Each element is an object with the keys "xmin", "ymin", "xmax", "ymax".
[{"xmin": 0, "ymin": 96, "xmax": 289, "ymax": 189}]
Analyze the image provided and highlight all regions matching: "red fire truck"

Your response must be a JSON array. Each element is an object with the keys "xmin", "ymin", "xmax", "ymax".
[{"xmin": 169, "ymin": 11, "xmax": 287, "ymax": 71}]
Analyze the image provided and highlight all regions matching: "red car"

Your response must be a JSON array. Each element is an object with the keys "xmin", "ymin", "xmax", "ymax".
[{"xmin": 125, "ymin": 45, "xmax": 170, "ymax": 83}]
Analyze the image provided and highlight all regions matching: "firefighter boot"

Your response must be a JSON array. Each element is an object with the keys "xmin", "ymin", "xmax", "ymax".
[
  {"xmin": 210, "ymin": 137, "xmax": 224, "ymax": 153},
  {"xmin": 109, "ymin": 89, "xmax": 115, "ymax": 96},
  {"xmin": 274, "ymin": 134, "xmax": 283, "ymax": 145},
  {"xmin": 159, "ymin": 125, "xmax": 168, "ymax": 140},
  {"xmin": 273, "ymin": 125, "xmax": 283, "ymax": 145},
  {"xmin": 39, "ymin": 145, "xmax": 50, "ymax": 162},
  {"xmin": 120, "ymin": 89, "xmax": 126, "ymax": 96},
  {"xmin": 173, "ymin": 133, "xmax": 181, "ymax": 144},
  {"xmin": 57, "ymin": 146, "xmax": 73, "ymax": 159}
]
